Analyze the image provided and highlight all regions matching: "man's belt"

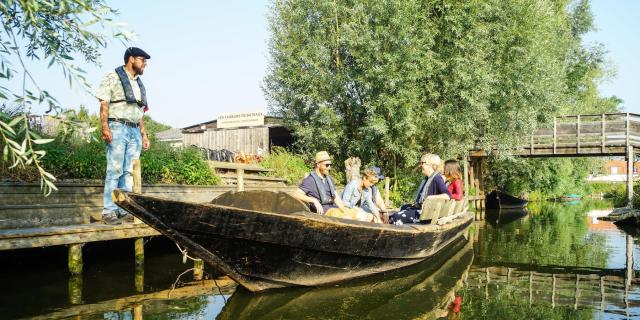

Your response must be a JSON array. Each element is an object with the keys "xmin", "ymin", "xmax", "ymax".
[{"xmin": 108, "ymin": 118, "xmax": 139, "ymax": 128}]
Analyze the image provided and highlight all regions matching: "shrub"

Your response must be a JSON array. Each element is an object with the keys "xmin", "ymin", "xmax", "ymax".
[
  {"xmin": 2, "ymin": 130, "xmax": 219, "ymax": 186},
  {"xmin": 260, "ymin": 146, "xmax": 310, "ymax": 185}
]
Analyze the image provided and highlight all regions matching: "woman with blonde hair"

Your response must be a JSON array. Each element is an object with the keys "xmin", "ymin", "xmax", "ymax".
[{"xmin": 389, "ymin": 153, "xmax": 451, "ymax": 225}]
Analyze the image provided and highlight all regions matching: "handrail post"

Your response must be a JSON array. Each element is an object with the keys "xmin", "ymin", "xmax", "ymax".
[
  {"xmin": 577, "ymin": 115, "xmax": 581, "ymax": 153},
  {"xmin": 626, "ymin": 113, "xmax": 630, "ymax": 146},
  {"xmin": 602, "ymin": 114, "xmax": 606, "ymax": 153},
  {"xmin": 553, "ymin": 117, "xmax": 557, "ymax": 154}
]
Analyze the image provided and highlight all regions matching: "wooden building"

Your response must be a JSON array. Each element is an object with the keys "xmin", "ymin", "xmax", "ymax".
[{"xmin": 181, "ymin": 112, "xmax": 293, "ymax": 154}]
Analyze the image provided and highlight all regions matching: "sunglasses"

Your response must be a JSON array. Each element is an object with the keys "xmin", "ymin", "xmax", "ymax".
[{"xmin": 323, "ymin": 163, "xmax": 332, "ymax": 167}]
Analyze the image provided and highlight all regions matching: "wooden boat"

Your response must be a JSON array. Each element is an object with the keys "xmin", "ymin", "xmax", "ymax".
[
  {"xmin": 216, "ymin": 236, "xmax": 474, "ymax": 320},
  {"xmin": 485, "ymin": 190, "xmax": 528, "ymax": 210},
  {"xmin": 113, "ymin": 189, "xmax": 473, "ymax": 292}
]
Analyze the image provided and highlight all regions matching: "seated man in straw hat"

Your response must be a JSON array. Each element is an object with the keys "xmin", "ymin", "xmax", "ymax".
[{"xmin": 293, "ymin": 151, "xmax": 378, "ymax": 222}]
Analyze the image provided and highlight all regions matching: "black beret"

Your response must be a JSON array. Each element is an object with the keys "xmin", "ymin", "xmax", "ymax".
[{"xmin": 124, "ymin": 47, "xmax": 151, "ymax": 62}]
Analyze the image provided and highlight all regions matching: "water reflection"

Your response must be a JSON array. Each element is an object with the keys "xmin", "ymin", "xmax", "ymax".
[
  {"xmin": 8, "ymin": 200, "xmax": 640, "ymax": 319},
  {"xmin": 464, "ymin": 200, "xmax": 640, "ymax": 319},
  {"xmin": 216, "ymin": 237, "xmax": 473, "ymax": 320}
]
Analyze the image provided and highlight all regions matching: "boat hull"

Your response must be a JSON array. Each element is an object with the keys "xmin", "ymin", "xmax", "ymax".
[{"xmin": 113, "ymin": 190, "xmax": 474, "ymax": 291}]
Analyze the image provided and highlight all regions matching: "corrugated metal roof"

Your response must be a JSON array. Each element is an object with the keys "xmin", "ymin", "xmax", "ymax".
[{"xmin": 156, "ymin": 128, "xmax": 183, "ymax": 141}]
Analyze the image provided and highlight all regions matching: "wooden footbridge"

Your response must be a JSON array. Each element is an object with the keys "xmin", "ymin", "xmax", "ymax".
[{"xmin": 466, "ymin": 113, "xmax": 640, "ymax": 203}]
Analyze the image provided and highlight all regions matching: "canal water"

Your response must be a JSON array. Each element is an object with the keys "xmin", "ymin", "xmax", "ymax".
[{"xmin": 2, "ymin": 200, "xmax": 640, "ymax": 319}]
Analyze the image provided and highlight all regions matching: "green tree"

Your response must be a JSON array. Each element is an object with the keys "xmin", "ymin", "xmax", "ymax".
[
  {"xmin": 0, "ymin": 0, "xmax": 130, "ymax": 194},
  {"xmin": 265, "ymin": 0, "xmax": 585, "ymax": 183}
]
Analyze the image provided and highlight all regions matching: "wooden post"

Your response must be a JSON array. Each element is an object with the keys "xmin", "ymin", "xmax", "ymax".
[
  {"xmin": 463, "ymin": 158, "xmax": 469, "ymax": 195},
  {"xmin": 600, "ymin": 276, "xmax": 605, "ymax": 312},
  {"xmin": 626, "ymin": 113, "xmax": 630, "ymax": 146},
  {"xmin": 553, "ymin": 117, "xmax": 557, "ymax": 154},
  {"xmin": 133, "ymin": 304, "xmax": 143, "ymax": 320},
  {"xmin": 68, "ymin": 275, "xmax": 82, "ymax": 305},
  {"xmin": 626, "ymin": 235, "xmax": 634, "ymax": 293},
  {"xmin": 530, "ymin": 135, "xmax": 534, "ymax": 155},
  {"xmin": 135, "ymin": 263, "xmax": 144, "ymax": 293},
  {"xmin": 135, "ymin": 238, "xmax": 144, "ymax": 267},
  {"xmin": 529, "ymin": 271, "xmax": 533, "ymax": 307},
  {"xmin": 132, "ymin": 159, "xmax": 142, "ymax": 224},
  {"xmin": 577, "ymin": 115, "xmax": 581, "ymax": 153},
  {"xmin": 135, "ymin": 237, "xmax": 144, "ymax": 292},
  {"xmin": 236, "ymin": 168, "xmax": 245, "ymax": 192},
  {"xmin": 574, "ymin": 274, "xmax": 580, "ymax": 309},
  {"xmin": 602, "ymin": 114, "xmax": 606, "ymax": 153},
  {"xmin": 469, "ymin": 159, "xmax": 476, "ymax": 194},
  {"xmin": 344, "ymin": 157, "xmax": 361, "ymax": 183},
  {"xmin": 68, "ymin": 243, "xmax": 83, "ymax": 275},
  {"xmin": 552, "ymin": 274, "xmax": 556, "ymax": 308},
  {"xmin": 627, "ymin": 145, "xmax": 634, "ymax": 207},
  {"xmin": 384, "ymin": 177, "xmax": 390, "ymax": 207},
  {"xmin": 477, "ymin": 158, "xmax": 484, "ymax": 195},
  {"xmin": 194, "ymin": 259, "xmax": 204, "ymax": 281}
]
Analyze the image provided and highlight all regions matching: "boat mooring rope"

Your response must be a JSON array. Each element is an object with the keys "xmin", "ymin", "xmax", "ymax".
[{"xmin": 175, "ymin": 242, "xmax": 198, "ymax": 263}]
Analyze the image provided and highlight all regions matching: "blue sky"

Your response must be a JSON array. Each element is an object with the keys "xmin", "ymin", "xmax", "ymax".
[{"xmin": 23, "ymin": 0, "xmax": 639, "ymax": 128}]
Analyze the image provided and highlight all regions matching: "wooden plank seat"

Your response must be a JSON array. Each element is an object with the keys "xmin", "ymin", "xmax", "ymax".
[{"xmin": 420, "ymin": 198, "xmax": 468, "ymax": 225}]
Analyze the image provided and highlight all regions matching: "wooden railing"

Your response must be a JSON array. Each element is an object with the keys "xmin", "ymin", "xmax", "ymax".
[{"xmin": 521, "ymin": 113, "xmax": 640, "ymax": 157}]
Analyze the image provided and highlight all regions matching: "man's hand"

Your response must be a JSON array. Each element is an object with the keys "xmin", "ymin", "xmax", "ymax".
[
  {"xmin": 142, "ymin": 134, "xmax": 150, "ymax": 150},
  {"xmin": 101, "ymin": 125, "xmax": 112, "ymax": 143},
  {"xmin": 312, "ymin": 199, "xmax": 324, "ymax": 215}
]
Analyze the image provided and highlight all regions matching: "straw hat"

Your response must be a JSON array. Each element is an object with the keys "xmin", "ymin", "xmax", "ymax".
[{"xmin": 315, "ymin": 151, "xmax": 332, "ymax": 164}]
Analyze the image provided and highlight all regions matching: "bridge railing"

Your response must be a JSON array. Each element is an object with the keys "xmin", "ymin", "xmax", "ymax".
[{"xmin": 525, "ymin": 113, "xmax": 640, "ymax": 156}]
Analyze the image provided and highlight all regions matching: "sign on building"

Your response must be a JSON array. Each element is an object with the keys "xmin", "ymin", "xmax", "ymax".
[{"xmin": 217, "ymin": 112, "xmax": 265, "ymax": 129}]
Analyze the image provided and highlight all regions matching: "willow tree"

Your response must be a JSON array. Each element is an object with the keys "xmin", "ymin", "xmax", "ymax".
[
  {"xmin": 0, "ymin": 0, "xmax": 130, "ymax": 194},
  {"xmin": 265, "ymin": 0, "xmax": 576, "ymax": 175}
]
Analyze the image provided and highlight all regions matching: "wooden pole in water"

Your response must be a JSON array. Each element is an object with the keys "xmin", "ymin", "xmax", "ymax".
[
  {"xmin": 68, "ymin": 275, "xmax": 82, "ymax": 305},
  {"xmin": 135, "ymin": 262, "xmax": 144, "ymax": 293},
  {"xmin": 194, "ymin": 259, "xmax": 204, "ymax": 281},
  {"xmin": 237, "ymin": 168, "xmax": 245, "ymax": 192},
  {"xmin": 133, "ymin": 304, "xmax": 143, "ymax": 320},
  {"xmin": 68, "ymin": 243, "xmax": 83, "ymax": 275},
  {"xmin": 132, "ymin": 159, "xmax": 142, "ymax": 224}
]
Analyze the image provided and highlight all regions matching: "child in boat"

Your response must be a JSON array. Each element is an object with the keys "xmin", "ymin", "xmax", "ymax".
[
  {"xmin": 341, "ymin": 167, "xmax": 385, "ymax": 223},
  {"xmin": 444, "ymin": 159, "xmax": 463, "ymax": 201},
  {"xmin": 389, "ymin": 153, "xmax": 451, "ymax": 225}
]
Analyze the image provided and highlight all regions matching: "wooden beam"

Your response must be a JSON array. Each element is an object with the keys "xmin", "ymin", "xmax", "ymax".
[{"xmin": 0, "ymin": 224, "xmax": 160, "ymax": 251}]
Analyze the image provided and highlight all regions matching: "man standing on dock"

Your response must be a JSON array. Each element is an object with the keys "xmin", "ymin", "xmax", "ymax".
[{"xmin": 96, "ymin": 47, "xmax": 151, "ymax": 224}]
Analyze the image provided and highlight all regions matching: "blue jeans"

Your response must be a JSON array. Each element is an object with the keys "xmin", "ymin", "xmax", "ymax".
[{"xmin": 103, "ymin": 121, "xmax": 142, "ymax": 213}]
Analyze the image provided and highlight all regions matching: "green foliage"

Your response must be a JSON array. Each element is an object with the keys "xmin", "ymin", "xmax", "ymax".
[
  {"xmin": 265, "ymin": 0, "xmax": 588, "ymax": 176},
  {"xmin": 1, "ymin": 130, "xmax": 220, "ymax": 185},
  {"xmin": 141, "ymin": 145, "xmax": 220, "ymax": 185},
  {"xmin": 265, "ymin": 0, "xmax": 620, "ymax": 197},
  {"xmin": 0, "ymin": 0, "xmax": 131, "ymax": 194},
  {"xmin": 260, "ymin": 146, "xmax": 310, "ymax": 185},
  {"xmin": 484, "ymin": 156, "xmax": 598, "ymax": 199}
]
